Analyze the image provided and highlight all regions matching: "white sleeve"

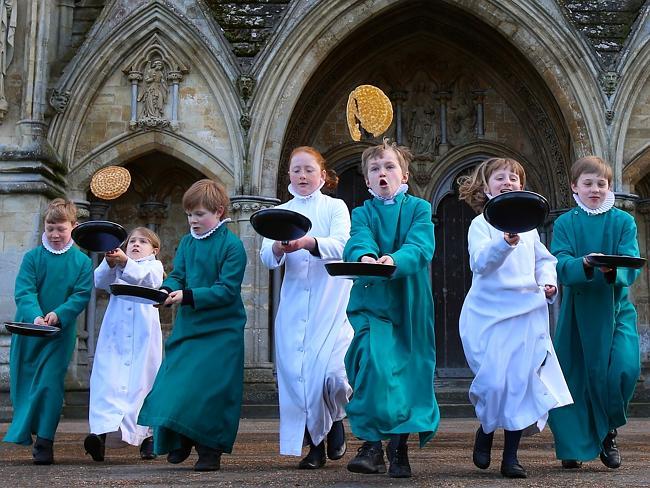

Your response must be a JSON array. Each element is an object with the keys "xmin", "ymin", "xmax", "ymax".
[
  {"xmin": 120, "ymin": 258, "xmax": 164, "ymax": 288},
  {"xmin": 94, "ymin": 258, "xmax": 116, "ymax": 291},
  {"xmin": 313, "ymin": 199, "xmax": 350, "ymax": 260},
  {"xmin": 468, "ymin": 217, "xmax": 515, "ymax": 275}
]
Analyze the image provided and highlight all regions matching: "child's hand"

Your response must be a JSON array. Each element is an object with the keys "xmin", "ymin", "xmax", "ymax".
[
  {"xmin": 161, "ymin": 290, "xmax": 183, "ymax": 307},
  {"xmin": 377, "ymin": 255, "xmax": 395, "ymax": 266},
  {"xmin": 544, "ymin": 284, "xmax": 557, "ymax": 299},
  {"xmin": 34, "ymin": 316, "xmax": 47, "ymax": 326},
  {"xmin": 105, "ymin": 248, "xmax": 127, "ymax": 267},
  {"xmin": 504, "ymin": 232, "xmax": 520, "ymax": 246},
  {"xmin": 583, "ymin": 253, "xmax": 613, "ymax": 273},
  {"xmin": 360, "ymin": 255, "xmax": 377, "ymax": 264},
  {"xmin": 43, "ymin": 311, "xmax": 59, "ymax": 326}
]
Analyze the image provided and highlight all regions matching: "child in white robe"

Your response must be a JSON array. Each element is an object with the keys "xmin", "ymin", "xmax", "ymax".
[
  {"xmin": 457, "ymin": 157, "xmax": 572, "ymax": 479},
  {"xmin": 260, "ymin": 146, "xmax": 353, "ymax": 469},
  {"xmin": 84, "ymin": 227, "xmax": 164, "ymax": 462}
]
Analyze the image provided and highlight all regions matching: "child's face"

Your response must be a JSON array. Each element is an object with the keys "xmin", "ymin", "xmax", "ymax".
[
  {"xmin": 126, "ymin": 230, "xmax": 158, "ymax": 260},
  {"xmin": 571, "ymin": 172, "xmax": 609, "ymax": 209},
  {"xmin": 365, "ymin": 150, "xmax": 408, "ymax": 198},
  {"xmin": 186, "ymin": 205, "xmax": 223, "ymax": 235},
  {"xmin": 45, "ymin": 220, "xmax": 75, "ymax": 251},
  {"xmin": 485, "ymin": 167, "xmax": 522, "ymax": 195},
  {"xmin": 288, "ymin": 151, "xmax": 325, "ymax": 196}
]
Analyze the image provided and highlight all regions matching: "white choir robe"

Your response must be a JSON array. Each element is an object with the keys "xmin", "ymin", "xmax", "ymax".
[
  {"xmin": 89, "ymin": 254, "xmax": 164, "ymax": 446},
  {"xmin": 459, "ymin": 214, "xmax": 573, "ymax": 434},
  {"xmin": 260, "ymin": 190, "xmax": 353, "ymax": 456}
]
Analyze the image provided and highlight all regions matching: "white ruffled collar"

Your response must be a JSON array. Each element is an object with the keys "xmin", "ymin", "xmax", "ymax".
[
  {"xmin": 190, "ymin": 218, "xmax": 231, "ymax": 240},
  {"xmin": 131, "ymin": 253, "xmax": 157, "ymax": 263},
  {"xmin": 573, "ymin": 191, "xmax": 615, "ymax": 215},
  {"xmin": 42, "ymin": 233, "xmax": 74, "ymax": 255},
  {"xmin": 288, "ymin": 181, "xmax": 325, "ymax": 200},
  {"xmin": 368, "ymin": 184, "xmax": 409, "ymax": 205}
]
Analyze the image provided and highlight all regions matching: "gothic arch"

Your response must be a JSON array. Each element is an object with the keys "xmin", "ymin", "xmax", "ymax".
[
  {"xmin": 66, "ymin": 130, "xmax": 232, "ymax": 192},
  {"xmin": 48, "ymin": 2, "xmax": 243, "ymax": 184},
  {"xmin": 249, "ymin": 0, "xmax": 605, "ymax": 198}
]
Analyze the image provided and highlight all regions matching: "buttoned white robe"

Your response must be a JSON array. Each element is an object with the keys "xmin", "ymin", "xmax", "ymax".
[
  {"xmin": 459, "ymin": 215, "xmax": 572, "ymax": 434},
  {"xmin": 260, "ymin": 190, "xmax": 353, "ymax": 456},
  {"xmin": 89, "ymin": 255, "xmax": 164, "ymax": 446}
]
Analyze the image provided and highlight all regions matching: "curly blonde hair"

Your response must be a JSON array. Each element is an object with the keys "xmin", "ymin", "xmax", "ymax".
[{"xmin": 457, "ymin": 157, "xmax": 526, "ymax": 213}]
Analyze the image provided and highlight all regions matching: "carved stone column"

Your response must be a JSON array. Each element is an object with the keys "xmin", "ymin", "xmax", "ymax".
[
  {"xmin": 437, "ymin": 91, "xmax": 451, "ymax": 155},
  {"xmin": 473, "ymin": 89, "xmax": 486, "ymax": 138},
  {"xmin": 230, "ymin": 195, "xmax": 280, "ymax": 415},
  {"xmin": 390, "ymin": 90, "xmax": 407, "ymax": 144},
  {"xmin": 137, "ymin": 201, "xmax": 168, "ymax": 233}
]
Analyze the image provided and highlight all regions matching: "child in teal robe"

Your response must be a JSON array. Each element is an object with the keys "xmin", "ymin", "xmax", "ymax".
[
  {"xmin": 343, "ymin": 140, "xmax": 439, "ymax": 479},
  {"xmin": 3, "ymin": 199, "xmax": 93, "ymax": 465},
  {"xmin": 549, "ymin": 156, "xmax": 641, "ymax": 469},
  {"xmin": 138, "ymin": 179, "xmax": 247, "ymax": 472}
]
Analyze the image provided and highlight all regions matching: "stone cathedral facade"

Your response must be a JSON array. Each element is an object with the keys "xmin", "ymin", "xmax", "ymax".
[{"xmin": 0, "ymin": 0, "xmax": 649, "ymax": 418}]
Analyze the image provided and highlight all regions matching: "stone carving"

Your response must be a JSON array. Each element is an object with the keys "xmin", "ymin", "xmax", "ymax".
[
  {"xmin": 406, "ymin": 84, "xmax": 438, "ymax": 155},
  {"xmin": 237, "ymin": 75, "xmax": 255, "ymax": 101},
  {"xmin": 49, "ymin": 89, "xmax": 71, "ymax": 114},
  {"xmin": 137, "ymin": 60, "xmax": 169, "ymax": 129},
  {"xmin": 122, "ymin": 35, "xmax": 189, "ymax": 131},
  {"xmin": 0, "ymin": 0, "xmax": 16, "ymax": 122},
  {"xmin": 600, "ymin": 71, "xmax": 620, "ymax": 98},
  {"xmin": 448, "ymin": 77, "xmax": 477, "ymax": 145}
]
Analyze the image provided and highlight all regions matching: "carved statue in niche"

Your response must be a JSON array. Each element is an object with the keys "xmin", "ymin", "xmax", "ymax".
[
  {"xmin": 406, "ymin": 84, "xmax": 438, "ymax": 156},
  {"xmin": 138, "ymin": 59, "xmax": 168, "ymax": 120},
  {"xmin": 448, "ymin": 77, "xmax": 476, "ymax": 146},
  {"xmin": 0, "ymin": 0, "xmax": 16, "ymax": 121}
]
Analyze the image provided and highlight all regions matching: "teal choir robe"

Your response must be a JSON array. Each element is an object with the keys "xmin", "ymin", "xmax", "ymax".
[
  {"xmin": 137, "ymin": 224, "xmax": 247, "ymax": 454},
  {"xmin": 343, "ymin": 193, "xmax": 440, "ymax": 447},
  {"xmin": 549, "ymin": 206, "xmax": 641, "ymax": 461},
  {"xmin": 4, "ymin": 245, "xmax": 93, "ymax": 445}
]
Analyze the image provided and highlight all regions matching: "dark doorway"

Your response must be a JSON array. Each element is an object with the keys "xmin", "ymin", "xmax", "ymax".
[
  {"xmin": 334, "ymin": 160, "xmax": 371, "ymax": 211},
  {"xmin": 432, "ymin": 187, "xmax": 475, "ymax": 377}
]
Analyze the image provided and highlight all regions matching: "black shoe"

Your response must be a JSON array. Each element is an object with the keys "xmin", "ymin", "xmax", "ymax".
[
  {"xmin": 600, "ymin": 429, "xmax": 621, "ymax": 469},
  {"xmin": 298, "ymin": 441, "xmax": 326, "ymax": 469},
  {"xmin": 140, "ymin": 436, "xmax": 156, "ymax": 460},
  {"xmin": 387, "ymin": 440, "xmax": 411, "ymax": 478},
  {"xmin": 347, "ymin": 441, "xmax": 386, "ymax": 474},
  {"xmin": 500, "ymin": 461, "xmax": 528, "ymax": 478},
  {"xmin": 83, "ymin": 433, "xmax": 105, "ymax": 462},
  {"xmin": 561, "ymin": 459, "xmax": 582, "ymax": 469},
  {"xmin": 167, "ymin": 435, "xmax": 193, "ymax": 464},
  {"xmin": 472, "ymin": 428, "xmax": 492, "ymax": 469},
  {"xmin": 193, "ymin": 444, "xmax": 222, "ymax": 471},
  {"xmin": 33, "ymin": 436, "xmax": 54, "ymax": 465},
  {"xmin": 326, "ymin": 420, "xmax": 346, "ymax": 460}
]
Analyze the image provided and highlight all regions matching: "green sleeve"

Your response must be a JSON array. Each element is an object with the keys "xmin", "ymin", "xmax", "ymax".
[
  {"xmin": 14, "ymin": 251, "xmax": 44, "ymax": 323},
  {"xmin": 162, "ymin": 237, "xmax": 187, "ymax": 291},
  {"xmin": 389, "ymin": 199, "xmax": 435, "ymax": 278},
  {"xmin": 343, "ymin": 205, "xmax": 380, "ymax": 262},
  {"xmin": 551, "ymin": 216, "xmax": 593, "ymax": 286},
  {"xmin": 191, "ymin": 236, "xmax": 247, "ymax": 311},
  {"xmin": 614, "ymin": 213, "xmax": 641, "ymax": 287},
  {"xmin": 53, "ymin": 255, "xmax": 93, "ymax": 328}
]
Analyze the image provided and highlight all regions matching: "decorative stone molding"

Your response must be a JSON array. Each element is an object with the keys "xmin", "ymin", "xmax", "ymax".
[
  {"xmin": 0, "ymin": 0, "xmax": 16, "ymax": 123},
  {"xmin": 122, "ymin": 34, "xmax": 190, "ymax": 132},
  {"xmin": 237, "ymin": 74, "xmax": 255, "ymax": 102},
  {"xmin": 230, "ymin": 196, "xmax": 279, "ymax": 215},
  {"xmin": 49, "ymin": 89, "xmax": 71, "ymax": 114},
  {"xmin": 614, "ymin": 192, "xmax": 639, "ymax": 212}
]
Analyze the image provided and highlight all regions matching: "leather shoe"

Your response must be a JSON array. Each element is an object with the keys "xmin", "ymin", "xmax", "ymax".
[
  {"xmin": 298, "ymin": 441, "xmax": 326, "ymax": 469},
  {"xmin": 194, "ymin": 444, "xmax": 222, "ymax": 471},
  {"xmin": 167, "ymin": 435, "xmax": 193, "ymax": 464},
  {"xmin": 472, "ymin": 428, "xmax": 492, "ymax": 469},
  {"xmin": 83, "ymin": 433, "xmax": 105, "ymax": 462},
  {"xmin": 140, "ymin": 436, "xmax": 156, "ymax": 460},
  {"xmin": 33, "ymin": 436, "xmax": 54, "ymax": 465},
  {"xmin": 326, "ymin": 420, "xmax": 346, "ymax": 460},
  {"xmin": 347, "ymin": 441, "xmax": 386, "ymax": 474},
  {"xmin": 500, "ymin": 461, "xmax": 527, "ymax": 478},
  {"xmin": 600, "ymin": 429, "xmax": 621, "ymax": 469},
  {"xmin": 387, "ymin": 440, "xmax": 411, "ymax": 478},
  {"xmin": 561, "ymin": 459, "xmax": 582, "ymax": 469}
]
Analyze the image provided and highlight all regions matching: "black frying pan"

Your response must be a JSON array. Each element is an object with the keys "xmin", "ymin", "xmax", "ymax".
[
  {"xmin": 110, "ymin": 284, "xmax": 169, "ymax": 305},
  {"xmin": 483, "ymin": 191, "xmax": 549, "ymax": 234},
  {"xmin": 72, "ymin": 220, "xmax": 127, "ymax": 253},
  {"xmin": 585, "ymin": 254, "xmax": 646, "ymax": 269},
  {"xmin": 4, "ymin": 321, "xmax": 61, "ymax": 337},
  {"xmin": 250, "ymin": 208, "xmax": 312, "ymax": 244}
]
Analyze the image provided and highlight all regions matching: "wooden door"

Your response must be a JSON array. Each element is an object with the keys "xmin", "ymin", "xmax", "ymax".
[{"xmin": 432, "ymin": 192, "xmax": 475, "ymax": 376}]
